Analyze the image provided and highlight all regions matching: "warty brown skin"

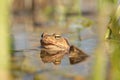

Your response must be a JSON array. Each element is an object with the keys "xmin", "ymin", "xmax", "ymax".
[
  {"xmin": 40, "ymin": 33, "xmax": 70, "ymax": 55},
  {"xmin": 40, "ymin": 32, "xmax": 88, "ymax": 65}
]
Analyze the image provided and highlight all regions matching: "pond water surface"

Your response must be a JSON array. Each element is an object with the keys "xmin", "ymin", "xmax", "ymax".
[{"xmin": 12, "ymin": 23, "xmax": 98, "ymax": 80}]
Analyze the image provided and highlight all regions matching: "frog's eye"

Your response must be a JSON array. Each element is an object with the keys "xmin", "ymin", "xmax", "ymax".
[{"xmin": 55, "ymin": 35, "xmax": 61, "ymax": 39}]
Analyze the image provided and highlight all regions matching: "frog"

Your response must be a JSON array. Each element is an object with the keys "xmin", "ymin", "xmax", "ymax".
[{"xmin": 40, "ymin": 32, "xmax": 88, "ymax": 65}]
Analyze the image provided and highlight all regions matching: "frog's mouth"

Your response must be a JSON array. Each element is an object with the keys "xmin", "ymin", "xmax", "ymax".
[
  {"xmin": 41, "ymin": 39, "xmax": 56, "ymax": 46},
  {"xmin": 42, "ymin": 43, "xmax": 62, "ymax": 49},
  {"xmin": 41, "ymin": 39, "xmax": 59, "ymax": 48},
  {"xmin": 40, "ymin": 39, "xmax": 69, "ymax": 51}
]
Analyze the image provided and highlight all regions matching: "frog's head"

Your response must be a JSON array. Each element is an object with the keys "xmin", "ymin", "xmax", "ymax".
[{"xmin": 40, "ymin": 33, "xmax": 70, "ymax": 50}]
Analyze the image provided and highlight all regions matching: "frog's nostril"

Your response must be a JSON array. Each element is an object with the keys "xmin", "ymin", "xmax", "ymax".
[
  {"xmin": 41, "ymin": 33, "xmax": 44, "ymax": 38},
  {"xmin": 41, "ymin": 32, "xmax": 48, "ymax": 38}
]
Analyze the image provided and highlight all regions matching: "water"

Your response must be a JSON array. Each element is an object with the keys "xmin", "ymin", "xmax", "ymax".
[{"xmin": 12, "ymin": 25, "xmax": 98, "ymax": 80}]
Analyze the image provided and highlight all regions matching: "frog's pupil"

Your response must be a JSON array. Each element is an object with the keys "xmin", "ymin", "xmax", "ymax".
[{"xmin": 55, "ymin": 35, "xmax": 61, "ymax": 39}]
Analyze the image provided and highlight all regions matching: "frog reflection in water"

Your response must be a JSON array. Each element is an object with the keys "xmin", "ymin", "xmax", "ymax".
[{"xmin": 40, "ymin": 33, "xmax": 89, "ymax": 65}]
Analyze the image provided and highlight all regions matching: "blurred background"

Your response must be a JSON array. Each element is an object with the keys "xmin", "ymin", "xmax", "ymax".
[{"xmin": 0, "ymin": 0, "xmax": 120, "ymax": 80}]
